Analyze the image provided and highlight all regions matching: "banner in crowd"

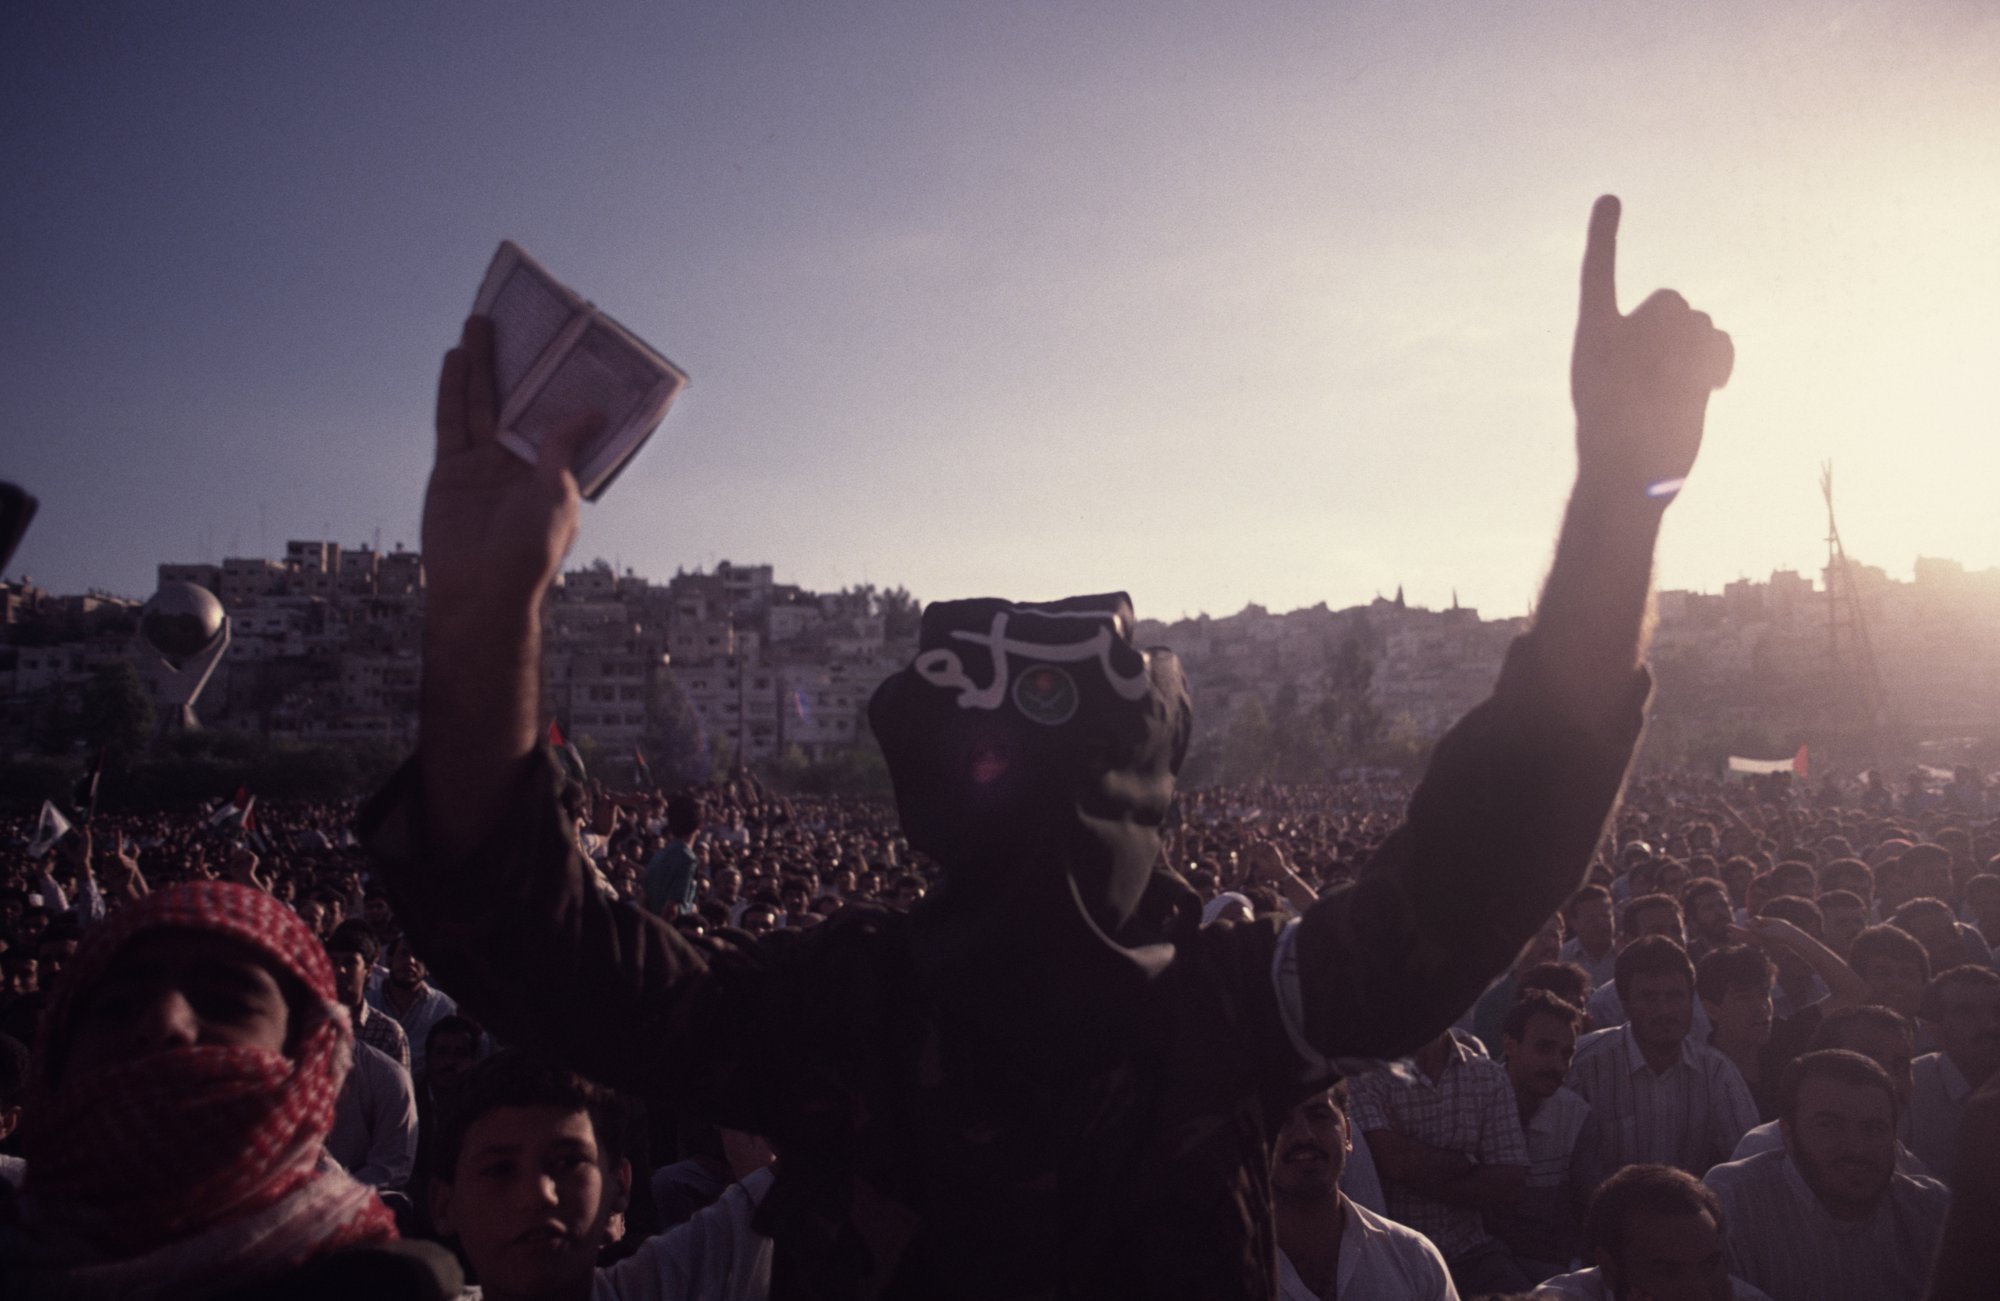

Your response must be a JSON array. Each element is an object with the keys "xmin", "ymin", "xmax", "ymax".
[{"xmin": 1725, "ymin": 745, "xmax": 1809, "ymax": 778}]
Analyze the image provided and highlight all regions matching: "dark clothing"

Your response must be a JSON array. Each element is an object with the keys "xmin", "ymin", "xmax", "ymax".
[{"xmin": 363, "ymin": 636, "xmax": 1646, "ymax": 1300}]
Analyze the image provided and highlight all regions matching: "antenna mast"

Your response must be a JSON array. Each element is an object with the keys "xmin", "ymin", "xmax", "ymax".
[{"xmin": 1820, "ymin": 462, "xmax": 1889, "ymax": 764}]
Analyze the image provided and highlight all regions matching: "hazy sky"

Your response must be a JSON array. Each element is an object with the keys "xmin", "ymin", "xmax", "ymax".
[{"xmin": 4, "ymin": 1, "xmax": 1996, "ymax": 622}]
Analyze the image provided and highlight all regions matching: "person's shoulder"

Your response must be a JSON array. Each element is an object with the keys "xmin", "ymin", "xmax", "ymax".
[
  {"xmin": 1890, "ymin": 1166, "xmax": 1951, "ymax": 1211},
  {"xmin": 1532, "ymin": 1267, "xmax": 1608, "ymax": 1299},
  {"xmin": 356, "ymin": 1039, "xmax": 414, "ymax": 1087},
  {"xmin": 1346, "ymin": 1198, "xmax": 1451, "ymax": 1269},
  {"xmin": 1703, "ymin": 1148, "xmax": 1784, "ymax": 1195},
  {"xmin": 1573, "ymin": 1024, "xmax": 1624, "ymax": 1058},
  {"xmin": 1543, "ymin": 1082, "xmax": 1592, "ymax": 1122}
]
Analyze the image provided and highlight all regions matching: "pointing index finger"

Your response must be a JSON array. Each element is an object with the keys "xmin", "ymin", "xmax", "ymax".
[{"xmin": 1580, "ymin": 194, "xmax": 1621, "ymax": 326}]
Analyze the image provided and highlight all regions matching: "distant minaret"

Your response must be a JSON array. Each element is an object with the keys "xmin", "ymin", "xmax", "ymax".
[
  {"xmin": 1394, "ymin": 584, "xmax": 1405, "ymax": 610},
  {"xmin": 1451, "ymin": 588, "xmax": 1460, "ymax": 611}
]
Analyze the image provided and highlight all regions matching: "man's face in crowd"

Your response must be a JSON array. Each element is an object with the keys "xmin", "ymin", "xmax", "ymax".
[
  {"xmin": 1631, "ymin": 904, "xmax": 1683, "ymax": 946},
  {"xmin": 1783, "ymin": 1077, "xmax": 1896, "ymax": 1219},
  {"xmin": 894, "ymin": 879, "xmax": 926, "ymax": 911},
  {"xmin": 391, "ymin": 940, "xmax": 425, "ymax": 990},
  {"xmin": 741, "ymin": 907, "xmax": 778, "ymax": 937},
  {"xmin": 1837, "ymin": 1020, "xmax": 1916, "ymax": 1108},
  {"xmin": 713, "ymin": 867, "xmax": 742, "ymax": 902},
  {"xmin": 781, "ymin": 886, "xmax": 809, "ymax": 917},
  {"xmin": 1858, "ymin": 957, "xmax": 1928, "ymax": 1020},
  {"xmin": 363, "ymin": 896, "xmax": 393, "ymax": 933},
  {"xmin": 1600, "ymin": 1209, "xmax": 1732, "ymax": 1301},
  {"xmin": 427, "ymin": 1030, "xmax": 480, "ymax": 1095},
  {"xmin": 1934, "ymin": 980, "xmax": 2000, "ymax": 1081},
  {"xmin": 1912, "ymin": 864, "xmax": 1954, "ymax": 906},
  {"xmin": 297, "ymin": 899, "xmax": 327, "ymax": 935},
  {"xmin": 1521, "ymin": 915, "xmax": 1563, "ymax": 971},
  {"xmin": 1271, "ymin": 1088, "xmax": 1348, "ymax": 1202},
  {"xmin": 1899, "ymin": 912, "xmax": 1965, "ymax": 974},
  {"xmin": 1704, "ymin": 981, "xmax": 1773, "ymax": 1048},
  {"xmin": 2, "ymin": 957, "xmax": 37, "ymax": 997},
  {"xmin": 326, "ymin": 946, "xmax": 369, "ymax": 1009},
  {"xmin": 1627, "ymin": 971, "xmax": 1694, "ymax": 1052},
  {"xmin": 1503, "ymin": 1010, "xmax": 1577, "ymax": 1104},
  {"xmin": 1688, "ymin": 890, "xmax": 1732, "ymax": 944},
  {"xmin": 64, "ymin": 929, "xmax": 294, "ymax": 1080},
  {"xmin": 1821, "ymin": 900, "xmax": 1867, "ymax": 957},
  {"xmin": 434, "ymin": 1105, "xmax": 630, "ymax": 1300},
  {"xmin": 1722, "ymin": 865, "xmax": 1753, "ymax": 908},
  {"xmin": 1575, "ymin": 897, "xmax": 1615, "ymax": 951}
]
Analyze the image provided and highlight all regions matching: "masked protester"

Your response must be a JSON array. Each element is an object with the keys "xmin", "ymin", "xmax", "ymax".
[
  {"xmin": 4, "ymin": 881, "xmax": 454, "ymax": 1300},
  {"xmin": 370, "ymin": 195, "xmax": 1731, "ymax": 1298}
]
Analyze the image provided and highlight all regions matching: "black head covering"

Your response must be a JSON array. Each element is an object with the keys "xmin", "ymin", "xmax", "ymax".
[{"xmin": 869, "ymin": 594, "xmax": 1192, "ymax": 1008}]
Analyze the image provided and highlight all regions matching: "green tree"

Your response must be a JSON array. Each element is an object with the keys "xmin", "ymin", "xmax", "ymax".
[
  {"xmin": 640, "ymin": 672, "xmax": 710, "ymax": 789},
  {"xmin": 80, "ymin": 661, "xmax": 157, "ymax": 760},
  {"xmin": 875, "ymin": 585, "xmax": 921, "ymax": 640}
]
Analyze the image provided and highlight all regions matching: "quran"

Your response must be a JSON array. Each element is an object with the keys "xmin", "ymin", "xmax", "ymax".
[{"xmin": 471, "ymin": 240, "xmax": 689, "ymax": 500}]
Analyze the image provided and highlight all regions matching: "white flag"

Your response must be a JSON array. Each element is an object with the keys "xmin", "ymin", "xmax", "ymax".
[{"xmin": 29, "ymin": 799, "xmax": 73, "ymax": 858}]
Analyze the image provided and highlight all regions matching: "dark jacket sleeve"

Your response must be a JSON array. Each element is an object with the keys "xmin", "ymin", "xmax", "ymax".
[
  {"xmin": 1289, "ymin": 634, "xmax": 1650, "ymax": 1060},
  {"xmin": 357, "ymin": 748, "xmax": 727, "ymax": 1101}
]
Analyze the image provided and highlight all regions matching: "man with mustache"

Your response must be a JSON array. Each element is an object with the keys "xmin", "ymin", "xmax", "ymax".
[
  {"xmin": 1272, "ymin": 1081, "xmax": 1458, "ymax": 1301},
  {"xmin": 1568, "ymin": 937, "xmax": 1758, "ymax": 1178},
  {"xmin": 1703, "ymin": 1051, "xmax": 1946, "ymax": 1301},
  {"xmin": 1493, "ymin": 989, "xmax": 1599, "ymax": 1282},
  {"xmin": 1907, "ymin": 964, "xmax": 2000, "ymax": 1186}
]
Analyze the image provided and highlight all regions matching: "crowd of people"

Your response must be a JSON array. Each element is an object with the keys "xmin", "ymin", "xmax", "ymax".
[
  {"xmin": 3, "ymin": 765, "xmax": 1998, "ymax": 1299},
  {"xmin": 4, "ymin": 195, "xmax": 1997, "ymax": 1300}
]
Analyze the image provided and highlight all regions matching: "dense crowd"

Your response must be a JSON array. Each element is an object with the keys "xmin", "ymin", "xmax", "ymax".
[
  {"xmin": 3, "ymin": 764, "xmax": 1998, "ymax": 1299},
  {"xmin": 8, "ymin": 195, "xmax": 1998, "ymax": 1300}
]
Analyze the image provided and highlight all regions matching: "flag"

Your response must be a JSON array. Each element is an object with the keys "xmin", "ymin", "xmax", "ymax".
[
  {"xmin": 632, "ymin": 744, "xmax": 654, "ymax": 790},
  {"xmin": 207, "ymin": 788, "xmax": 255, "ymax": 834},
  {"xmin": 1792, "ymin": 745, "xmax": 1810, "ymax": 779},
  {"xmin": 71, "ymin": 746, "xmax": 105, "ymax": 823},
  {"xmin": 548, "ymin": 718, "xmax": 587, "ymax": 783},
  {"xmin": 29, "ymin": 800, "xmax": 73, "ymax": 858}
]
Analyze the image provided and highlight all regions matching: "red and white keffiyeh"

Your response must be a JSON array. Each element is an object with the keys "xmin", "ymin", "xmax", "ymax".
[{"xmin": 19, "ymin": 880, "xmax": 396, "ymax": 1294}]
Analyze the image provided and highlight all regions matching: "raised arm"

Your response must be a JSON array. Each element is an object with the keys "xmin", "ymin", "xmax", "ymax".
[
  {"xmin": 1282, "ymin": 197, "xmax": 1733, "ymax": 1061},
  {"xmin": 417, "ymin": 316, "xmax": 601, "ymax": 862},
  {"xmin": 363, "ymin": 318, "xmax": 722, "ymax": 1098}
]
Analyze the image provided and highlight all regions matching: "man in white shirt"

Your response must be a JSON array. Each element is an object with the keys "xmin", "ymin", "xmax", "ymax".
[
  {"xmin": 1906, "ymin": 964, "xmax": 2000, "ymax": 1183},
  {"xmin": 1703, "ymin": 1050, "xmax": 1946, "ymax": 1301},
  {"xmin": 1568, "ymin": 937, "xmax": 1757, "ymax": 1177},
  {"xmin": 1492, "ymin": 990, "xmax": 1600, "ymax": 1281},
  {"xmin": 1272, "ymin": 1081, "xmax": 1459, "ymax": 1301},
  {"xmin": 327, "ymin": 1037, "xmax": 418, "ymax": 1191},
  {"xmin": 1534, "ymin": 1164, "xmax": 1770, "ymax": 1300}
]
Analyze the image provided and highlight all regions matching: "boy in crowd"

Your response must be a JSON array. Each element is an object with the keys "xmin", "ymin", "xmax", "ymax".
[{"xmin": 430, "ymin": 1050, "xmax": 772, "ymax": 1301}]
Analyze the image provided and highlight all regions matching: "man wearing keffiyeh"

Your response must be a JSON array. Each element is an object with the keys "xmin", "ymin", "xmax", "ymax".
[{"xmin": 3, "ymin": 881, "xmax": 453, "ymax": 1299}]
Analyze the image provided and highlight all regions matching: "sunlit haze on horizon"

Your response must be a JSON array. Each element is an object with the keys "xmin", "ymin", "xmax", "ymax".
[{"xmin": 4, "ymin": 1, "xmax": 1996, "ymax": 624}]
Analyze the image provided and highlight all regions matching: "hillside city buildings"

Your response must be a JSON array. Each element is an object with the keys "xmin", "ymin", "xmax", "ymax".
[{"xmin": 4, "ymin": 543, "xmax": 1999, "ymax": 778}]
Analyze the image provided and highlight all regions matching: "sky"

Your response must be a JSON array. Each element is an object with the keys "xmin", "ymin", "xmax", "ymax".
[{"xmin": 3, "ymin": 1, "xmax": 1996, "ymax": 622}]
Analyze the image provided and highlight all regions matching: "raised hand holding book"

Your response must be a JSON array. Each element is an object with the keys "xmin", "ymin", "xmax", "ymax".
[{"xmin": 471, "ymin": 240, "xmax": 689, "ymax": 500}]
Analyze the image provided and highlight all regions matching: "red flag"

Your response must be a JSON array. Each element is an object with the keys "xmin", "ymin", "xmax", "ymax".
[
  {"xmin": 1792, "ymin": 745, "xmax": 1809, "ymax": 779},
  {"xmin": 547, "ymin": 719, "xmax": 566, "ymax": 749}
]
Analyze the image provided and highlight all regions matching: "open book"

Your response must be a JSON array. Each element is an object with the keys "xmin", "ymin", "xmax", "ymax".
[{"xmin": 471, "ymin": 241, "xmax": 690, "ymax": 500}]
